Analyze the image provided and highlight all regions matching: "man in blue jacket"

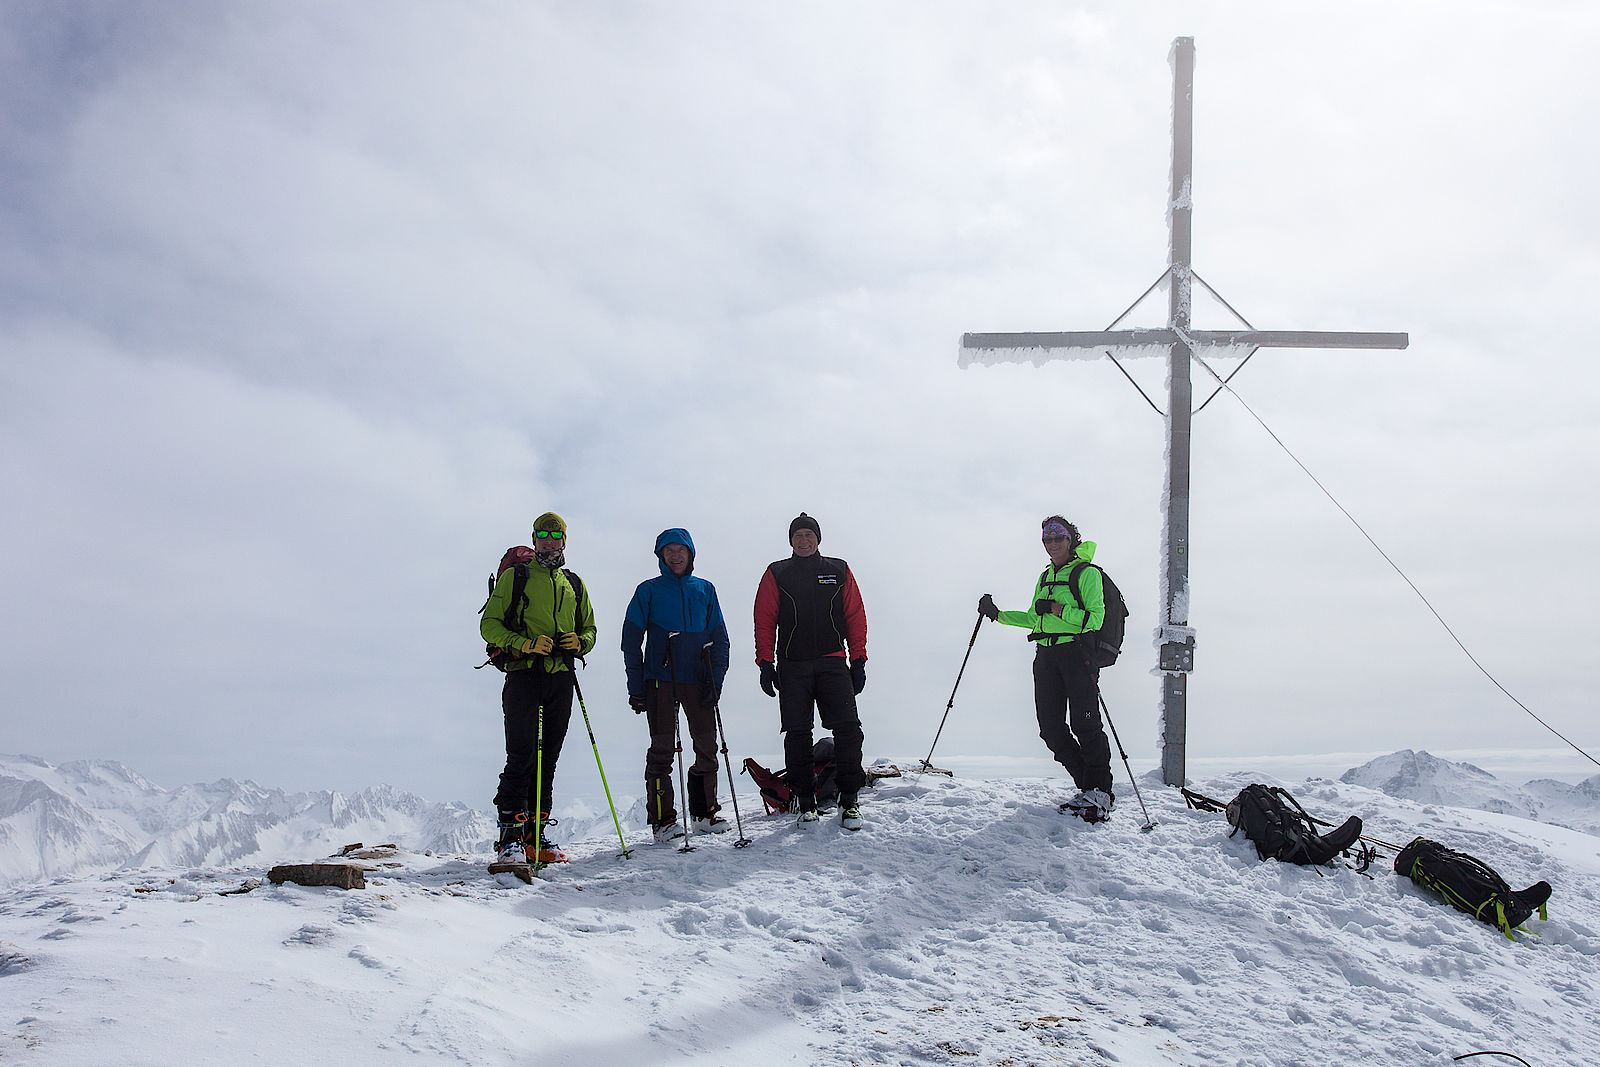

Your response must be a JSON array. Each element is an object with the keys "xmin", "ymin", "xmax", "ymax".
[{"xmin": 622, "ymin": 528, "xmax": 733, "ymax": 842}]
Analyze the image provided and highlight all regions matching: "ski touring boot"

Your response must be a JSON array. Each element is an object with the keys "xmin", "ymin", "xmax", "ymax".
[
  {"xmin": 839, "ymin": 795, "xmax": 863, "ymax": 832},
  {"xmin": 653, "ymin": 821, "xmax": 688, "ymax": 845},
  {"xmin": 531, "ymin": 814, "xmax": 569, "ymax": 864},
  {"xmin": 1062, "ymin": 789, "xmax": 1115, "ymax": 823},
  {"xmin": 791, "ymin": 793, "xmax": 819, "ymax": 825},
  {"xmin": 691, "ymin": 813, "xmax": 732, "ymax": 835},
  {"xmin": 488, "ymin": 812, "xmax": 534, "ymax": 883}
]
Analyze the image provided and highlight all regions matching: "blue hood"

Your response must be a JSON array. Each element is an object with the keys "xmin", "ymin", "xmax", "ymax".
[{"xmin": 654, "ymin": 527, "xmax": 696, "ymax": 576}]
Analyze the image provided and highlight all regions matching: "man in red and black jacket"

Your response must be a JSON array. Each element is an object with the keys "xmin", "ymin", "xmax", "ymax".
[{"xmin": 753, "ymin": 513, "xmax": 868, "ymax": 829}]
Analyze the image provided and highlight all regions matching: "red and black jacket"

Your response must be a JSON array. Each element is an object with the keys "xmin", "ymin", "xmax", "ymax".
[{"xmin": 753, "ymin": 553, "xmax": 868, "ymax": 664}]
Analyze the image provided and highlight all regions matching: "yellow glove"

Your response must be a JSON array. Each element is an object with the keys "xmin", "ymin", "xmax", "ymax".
[
  {"xmin": 518, "ymin": 635, "xmax": 554, "ymax": 656},
  {"xmin": 558, "ymin": 632, "xmax": 583, "ymax": 653}
]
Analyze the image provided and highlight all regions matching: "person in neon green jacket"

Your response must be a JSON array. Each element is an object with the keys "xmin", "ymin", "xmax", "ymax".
[
  {"xmin": 978, "ymin": 515, "xmax": 1115, "ymax": 820},
  {"xmin": 479, "ymin": 511, "xmax": 597, "ymax": 863}
]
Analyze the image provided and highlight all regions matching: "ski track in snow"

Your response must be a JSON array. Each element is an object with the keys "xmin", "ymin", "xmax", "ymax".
[{"xmin": 2, "ymin": 773, "xmax": 1599, "ymax": 1066}]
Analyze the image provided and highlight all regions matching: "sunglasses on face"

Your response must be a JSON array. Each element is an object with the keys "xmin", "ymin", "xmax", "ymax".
[
  {"xmin": 535, "ymin": 530, "xmax": 565, "ymax": 540},
  {"xmin": 1042, "ymin": 535, "xmax": 1070, "ymax": 545}
]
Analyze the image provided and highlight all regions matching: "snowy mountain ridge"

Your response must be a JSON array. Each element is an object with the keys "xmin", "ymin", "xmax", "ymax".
[
  {"xmin": 0, "ymin": 754, "xmax": 493, "ymax": 885},
  {"xmin": 1341, "ymin": 748, "xmax": 1600, "ymax": 835}
]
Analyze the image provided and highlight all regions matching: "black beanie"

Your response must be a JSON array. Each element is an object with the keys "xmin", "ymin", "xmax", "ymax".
[{"xmin": 789, "ymin": 512, "xmax": 821, "ymax": 543}]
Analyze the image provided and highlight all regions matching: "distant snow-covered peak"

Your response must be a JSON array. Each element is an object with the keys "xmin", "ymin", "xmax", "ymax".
[
  {"xmin": 0, "ymin": 753, "xmax": 493, "ymax": 885},
  {"xmin": 1341, "ymin": 749, "xmax": 1600, "ymax": 835}
]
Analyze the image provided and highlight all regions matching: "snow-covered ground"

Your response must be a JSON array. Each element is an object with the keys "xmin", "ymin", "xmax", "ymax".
[{"xmin": 3, "ymin": 760, "xmax": 1598, "ymax": 1066}]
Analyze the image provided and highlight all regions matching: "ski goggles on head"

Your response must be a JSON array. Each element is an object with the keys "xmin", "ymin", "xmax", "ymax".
[{"xmin": 535, "ymin": 529, "xmax": 565, "ymax": 540}]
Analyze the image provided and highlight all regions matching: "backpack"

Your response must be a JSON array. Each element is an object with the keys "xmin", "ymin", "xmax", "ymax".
[
  {"xmin": 1394, "ymin": 837, "xmax": 1551, "ymax": 940},
  {"xmin": 476, "ymin": 546, "xmax": 587, "ymax": 671},
  {"xmin": 742, "ymin": 739, "xmax": 839, "ymax": 814},
  {"xmin": 1226, "ymin": 784, "xmax": 1364, "ymax": 866},
  {"xmin": 1068, "ymin": 563, "xmax": 1127, "ymax": 667}
]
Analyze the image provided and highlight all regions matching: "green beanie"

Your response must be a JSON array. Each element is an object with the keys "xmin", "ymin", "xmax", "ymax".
[{"xmin": 533, "ymin": 512, "xmax": 567, "ymax": 537}]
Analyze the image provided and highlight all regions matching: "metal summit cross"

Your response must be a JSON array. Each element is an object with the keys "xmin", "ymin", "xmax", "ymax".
[{"xmin": 958, "ymin": 37, "xmax": 1408, "ymax": 787}]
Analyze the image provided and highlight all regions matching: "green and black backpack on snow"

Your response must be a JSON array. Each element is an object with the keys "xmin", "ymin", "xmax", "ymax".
[{"xmin": 1394, "ymin": 837, "xmax": 1550, "ymax": 940}]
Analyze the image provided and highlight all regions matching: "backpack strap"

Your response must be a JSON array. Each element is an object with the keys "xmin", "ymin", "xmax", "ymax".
[
  {"xmin": 563, "ymin": 568, "xmax": 586, "ymax": 619},
  {"xmin": 508, "ymin": 563, "xmax": 532, "ymax": 633},
  {"xmin": 1028, "ymin": 565, "xmax": 1076, "ymax": 645},
  {"xmin": 1065, "ymin": 562, "xmax": 1089, "ymax": 612},
  {"xmin": 562, "ymin": 568, "xmax": 588, "ymax": 668},
  {"xmin": 1062, "ymin": 559, "xmax": 1100, "ymax": 617}
]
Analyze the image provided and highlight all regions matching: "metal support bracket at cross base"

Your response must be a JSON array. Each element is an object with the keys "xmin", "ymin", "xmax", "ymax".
[{"xmin": 957, "ymin": 38, "xmax": 1407, "ymax": 788}]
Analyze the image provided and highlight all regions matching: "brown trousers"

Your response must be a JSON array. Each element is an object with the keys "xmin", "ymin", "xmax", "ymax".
[{"xmin": 644, "ymin": 680, "xmax": 721, "ymax": 825}]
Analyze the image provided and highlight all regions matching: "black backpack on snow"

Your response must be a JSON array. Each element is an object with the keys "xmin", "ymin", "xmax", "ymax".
[
  {"xmin": 1394, "ymin": 837, "xmax": 1551, "ymax": 940},
  {"xmin": 1226, "ymin": 784, "xmax": 1364, "ymax": 866},
  {"xmin": 1033, "ymin": 562, "xmax": 1129, "ymax": 668},
  {"xmin": 475, "ymin": 546, "xmax": 587, "ymax": 672}
]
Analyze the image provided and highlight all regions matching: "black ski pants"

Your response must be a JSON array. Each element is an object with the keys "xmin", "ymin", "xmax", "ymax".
[
  {"xmin": 494, "ymin": 667, "xmax": 575, "ymax": 819},
  {"xmin": 1033, "ymin": 641, "xmax": 1113, "ymax": 795},
  {"xmin": 778, "ymin": 656, "xmax": 865, "ymax": 806},
  {"xmin": 643, "ymin": 680, "xmax": 721, "ymax": 825}
]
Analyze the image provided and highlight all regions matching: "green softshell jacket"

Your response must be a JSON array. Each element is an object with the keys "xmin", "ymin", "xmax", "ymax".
[
  {"xmin": 479, "ymin": 564, "xmax": 598, "ymax": 673},
  {"xmin": 996, "ymin": 541, "xmax": 1105, "ymax": 646}
]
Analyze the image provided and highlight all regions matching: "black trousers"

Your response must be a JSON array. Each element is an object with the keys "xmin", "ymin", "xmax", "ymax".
[
  {"xmin": 643, "ymin": 680, "xmax": 721, "ymax": 825},
  {"xmin": 778, "ymin": 656, "xmax": 865, "ymax": 804},
  {"xmin": 1032, "ymin": 642, "xmax": 1113, "ymax": 794},
  {"xmin": 494, "ymin": 668, "xmax": 575, "ymax": 819}
]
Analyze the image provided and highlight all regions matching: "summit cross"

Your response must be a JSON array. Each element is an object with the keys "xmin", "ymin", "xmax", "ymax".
[{"xmin": 958, "ymin": 37, "xmax": 1408, "ymax": 787}]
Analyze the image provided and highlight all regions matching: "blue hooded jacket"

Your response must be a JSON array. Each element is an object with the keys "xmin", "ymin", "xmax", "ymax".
[{"xmin": 621, "ymin": 528, "xmax": 732, "ymax": 695}]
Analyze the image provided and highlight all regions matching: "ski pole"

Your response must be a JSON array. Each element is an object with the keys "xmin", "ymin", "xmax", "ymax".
[
  {"xmin": 568, "ymin": 667, "xmax": 635, "ymax": 860},
  {"xmin": 672, "ymin": 708, "xmax": 696, "ymax": 852},
  {"xmin": 713, "ymin": 703, "xmax": 753, "ymax": 848},
  {"xmin": 1099, "ymin": 692, "xmax": 1156, "ymax": 832},
  {"xmin": 663, "ymin": 634, "xmax": 695, "ymax": 853},
  {"xmin": 919, "ymin": 611, "xmax": 986, "ymax": 774},
  {"xmin": 532, "ymin": 703, "xmax": 546, "ymax": 872}
]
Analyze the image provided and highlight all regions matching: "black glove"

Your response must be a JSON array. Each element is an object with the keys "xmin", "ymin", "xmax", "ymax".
[
  {"xmin": 701, "ymin": 686, "xmax": 721, "ymax": 712},
  {"xmin": 758, "ymin": 660, "xmax": 778, "ymax": 698},
  {"xmin": 851, "ymin": 659, "xmax": 866, "ymax": 695},
  {"xmin": 978, "ymin": 593, "xmax": 999, "ymax": 621},
  {"xmin": 628, "ymin": 692, "xmax": 647, "ymax": 714},
  {"xmin": 1034, "ymin": 598, "xmax": 1060, "ymax": 617}
]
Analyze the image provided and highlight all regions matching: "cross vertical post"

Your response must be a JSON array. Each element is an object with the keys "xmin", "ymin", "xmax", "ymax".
[
  {"xmin": 1161, "ymin": 37, "xmax": 1197, "ymax": 788},
  {"xmin": 958, "ymin": 36, "xmax": 1407, "ymax": 788}
]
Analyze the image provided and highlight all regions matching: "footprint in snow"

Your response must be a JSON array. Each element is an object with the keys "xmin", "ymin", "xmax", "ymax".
[{"xmin": 285, "ymin": 923, "xmax": 336, "ymax": 947}]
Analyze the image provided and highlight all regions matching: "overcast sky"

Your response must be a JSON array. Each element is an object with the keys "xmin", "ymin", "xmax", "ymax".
[{"xmin": 4, "ymin": 2, "xmax": 1596, "ymax": 807}]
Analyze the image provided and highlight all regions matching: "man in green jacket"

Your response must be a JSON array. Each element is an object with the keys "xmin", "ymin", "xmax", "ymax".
[
  {"xmin": 479, "ymin": 511, "xmax": 598, "ymax": 863},
  {"xmin": 979, "ymin": 515, "xmax": 1114, "ymax": 822}
]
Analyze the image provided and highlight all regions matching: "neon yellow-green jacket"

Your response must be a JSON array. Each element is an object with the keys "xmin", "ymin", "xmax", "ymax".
[
  {"xmin": 997, "ymin": 541, "xmax": 1105, "ymax": 647},
  {"xmin": 479, "ymin": 564, "xmax": 597, "ymax": 673}
]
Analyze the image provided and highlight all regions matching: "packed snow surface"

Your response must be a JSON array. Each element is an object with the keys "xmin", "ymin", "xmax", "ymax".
[{"xmin": 3, "ymin": 761, "xmax": 1599, "ymax": 1066}]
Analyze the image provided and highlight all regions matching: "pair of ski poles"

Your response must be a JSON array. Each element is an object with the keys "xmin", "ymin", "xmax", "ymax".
[
  {"xmin": 920, "ymin": 610, "xmax": 1156, "ymax": 833},
  {"xmin": 659, "ymin": 636, "xmax": 754, "ymax": 851},
  {"xmin": 509, "ymin": 658, "xmax": 628, "ymax": 877},
  {"xmin": 658, "ymin": 692, "xmax": 755, "ymax": 852}
]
